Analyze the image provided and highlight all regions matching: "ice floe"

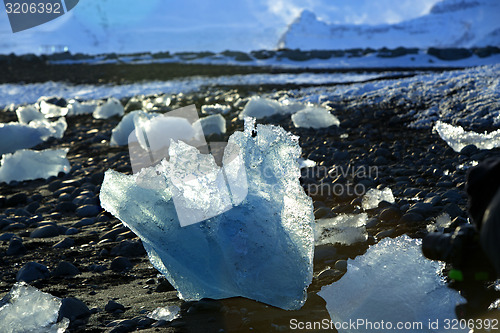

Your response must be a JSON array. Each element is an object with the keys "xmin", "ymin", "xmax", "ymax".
[
  {"xmin": 0, "ymin": 282, "xmax": 69, "ymax": 333},
  {"xmin": 362, "ymin": 188, "xmax": 395, "ymax": 210},
  {"xmin": 315, "ymin": 214, "xmax": 368, "ymax": 246},
  {"xmin": 0, "ymin": 149, "xmax": 70, "ymax": 183},
  {"xmin": 434, "ymin": 120, "xmax": 500, "ymax": 152},
  {"xmin": 100, "ymin": 118, "xmax": 315, "ymax": 310},
  {"xmin": 318, "ymin": 235, "xmax": 465, "ymax": 333}
]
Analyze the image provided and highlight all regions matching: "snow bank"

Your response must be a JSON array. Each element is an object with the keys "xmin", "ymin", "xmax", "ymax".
[
  {"xmin": 93, "ymin": 97, "xmax": 124, "ymax": 119},
  {"xmin": 0, "ymin": 282, "xmax": 69, "ymax": 333},
  {"xmin": 362, "ymin": 188, "xmax": 395, "ymax": 210},
  {"xmin": 315, "ymin": 214, "xmax": 368, "ymax": 246},
  {"xmin": 434, "ymin": 120, "xmax": 500, "ymax": 152},
  {"xmin": 318, "ymin": 235, "xmax": 465, "ymax": 333},
  {"xmin": 291, "ymin": 106, "xmax": 340, "ymax": 129},
  {"xmin": 100, "ymin": 118, "xmax": 315, "ymax": 310},
  {"xmin": 0, "ymin": 149, "xmax": 70, "ymax": 183}
]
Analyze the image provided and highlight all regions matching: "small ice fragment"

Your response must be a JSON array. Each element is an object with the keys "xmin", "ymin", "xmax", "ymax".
[
  {"xmin": 93, "ymin": 97, "xmax": 124, "ymax": 119},
  {"xmin": 0, "ymin": 149, "xmax": 70, "ymax": 183},
  {"xmin": 147, "ymin": 305, "xmax": 181, "ymax": 322},
  {"xmin": 201, "ymin": 104, "xmax": 231, "ymax": 115},
  {"xmin": 193, "ymin": 114, "xmax": 226, "ymax": 135},
  {"xmin": 291, "ymin": 106, "xmax": 340, "ymax": 129},
  {"xmin": 66, "ymin": 99, "xmax": 98, "ymax": 116},
  {"xmin": 298, "ymin": 158, "xmax": 316, "ymax": 169},
  {"xmin": 29, "ymin": 117, "xmax": 67, "ymax": 140},
  {"xmin": 362, "ymin": 188, "xmax": 395, "ymax": 210},
  {"xmin": 318, "ymin": 235, "xmax": 466, "ymax": 333},
  {"xmin": 434, "ymin": 121, "xmax": 500, "ymax": 152},
  {"xmin": 427, "ymin": 213, "xmax": 452, "ymax": 232},
  {"xmin": 0, "ymin": 282, "xmax": 69, "ymax": 333},
  {"xmin": 315, "ymin": 214, "xmax": 368, "ymax": 246},
  {"xmin": 110, "ymin": 110, "xmax": 160, "ymax": 146},
  {"xmin": 39, "ymin": 100, "xmax": 68, "ymax": 118},
  {"xmin": 238, "ymin": 97, "xmax": 284, "ymax": 119},
  {"xmin": 16, "ymin": 105, "xmax": 44, "ymax": 124}
]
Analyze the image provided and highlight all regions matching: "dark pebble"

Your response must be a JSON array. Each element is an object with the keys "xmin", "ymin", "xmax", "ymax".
[
  {"xmin": 155, "ymin": 278, "xmax": 175, "ymax": 292},
  {"xmin": 53, "ymin": 261, "xmax": 80, "ymax": 277},
  {"xmin": 56, "ymin": 202, "xmax": 77, "ymax": 213},
  {"xmin": 6, "ymin": 237, "xmax": 27, "ymax": 255},
  {"xmin": 459, "ymin": 144, "xmax": 479, "ymax": 156},
  {"xmin": 110, "ymin": 257, "xmax": 133, "ymax": 272},
  {"xmin": 58, "ymin": 297, "xmax": 91, "ymax": 322},
  {"xmin": 110, "ymin": 240, "xmax": 146, "ymax": 257},
  {"xmin": 105, "ymin": 300, "xmax": 125, "ymax": 312},
  {"xmin": 399, "ymin": 212, "xmax": 424, "ymax": 224},
  {"xmin": 30, "ymin": 225, "xmax": 59, "ymax": 238},
  {"xmin": 65, "ymin": 227, "xmax": 79, "ymax": 235},
  {"xmin": 0, "ymin": 232, "xmax": 15, "ymax": 241},
  {"xmin": 16, "ymin": 262, "xmax": 50, "ymax": 282},
  {"xmin": 53, "ymin": 237, "xmax": 75, "ymax": 248},
  {"xmin": 76, "ymin": 205, "xmax": 101, "ymax": 217},
  {"xmin": 25, "ymin": 202, "xmax": 40, "ymax": 214},
  {"xmin": 72, "ymin": 218, "xmax": 95, "ymax": 228},
  {"xmin": 6, "ymin": 193, "xmax": 28, "ymax": 207}
]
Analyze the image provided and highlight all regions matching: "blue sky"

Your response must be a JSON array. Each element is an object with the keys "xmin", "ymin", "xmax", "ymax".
[{"xmin": 0, "ymin": 0, "xmax": 440, "ymax": 54}]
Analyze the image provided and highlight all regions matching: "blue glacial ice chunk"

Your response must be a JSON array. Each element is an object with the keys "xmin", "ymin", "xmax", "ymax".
[
  {"xmin": 291, "ymin": 106, "xmax": 340, "ymax": 129},
  {"xmin": 201, "ymin": 104, "xmax": 231, "ymax": 115},
  {"xmin": 147, "ymin": 305, "xmax": 180, "ymax": 322},
  {"xmin": 66, "ymin": 99, "xmax": 99, "ymax": 116},
  {"xmin": 318, "ymin": 235, "xmax": 466, "ymax": 333},
  {"xmin": 100, "ymin": 118, "xmax": 315, "ymax": 310},
  {"xmin": 434, "ymin": 120, "xmax": 500, "ymax": 152},
  {"xmin": 0, "ymin": 148, "xmax": 70, "ymax": 183},
  {"xmin": 15, "ymin": 105, "xmax": 44, "ymax": 124},
  {"xmin": 239, "ymin": 97, "xmax": 306, "ymax": 120},
  {"xmin": 0, "ymin": 282, "xmax": 69, "ymax": 333}
]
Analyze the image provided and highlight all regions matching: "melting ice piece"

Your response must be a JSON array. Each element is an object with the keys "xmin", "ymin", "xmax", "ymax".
[
  {"xmin": 66, "ymin": 99, "xmax": 98, "ymax": 116},
  {"xmin": 93, "ymin": 97, "xmax": 124, "ymax": 119},
  {"xmin": 427, "ymin": 213, "xmax": 452, "ymax": 232},
  {"xmin": 201, "ymin": 104, "xmax": 231, "ymax": 115},
  {"xmin": 0, "ymin": 282, "xmax": 69, "ymax": 333},
  {"xmin": 100, "ymin": 118, "xmax": 315, "ymax": 310},
  {"xmin": 0, "ymin": 118, "xmax": 67, "ymax": 155},
  {"xmin": 291, "ymin": 106, "xmax": 340, "ymax": 129},
  {"xmin": 110, "ymin": 110, "xmax": 160, "ymax": 146},
  {"xmin": 0, "ymin": 149, "xmax": 70, "ymax": 183},
  {"xmin": 318, "ymin": 235, "xmax": 466, "ymax": 333},
  {"xmin": 238, "ymin": 97, "xmax": 284, "ymax": 119},
  {"xmin": 362, "ymin": 187, "xmax": 395, "ymax": 210},
  {"xmin": 298, "ymin": 158, "xmax": 316, "ymax": 169},
  {"xmin": 39, "ymin": 100, "xmax": 68, "ymax": 118},
  {"xmin": 147, "ymin": 305, "xmax": 181, "ymax": 322},
  {"xmin": 434, "ymin": 120, "xmax": 500, "ymax": 152},
  {"xmin": 315, "ymin": 214, "xmax": 368, "ymax": 246},
  {"xmin": 16, "ymin": 105, "xmax": 44, "ymax": 124},
  {"xmin": 193, "ymin": 114, "xmax": 226, "ymax": 135}
]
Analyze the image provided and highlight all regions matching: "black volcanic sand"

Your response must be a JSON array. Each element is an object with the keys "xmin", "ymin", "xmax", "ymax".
[{"xmin": 1, "ymin": 63, "xmax": 500, "ymax": 332}]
